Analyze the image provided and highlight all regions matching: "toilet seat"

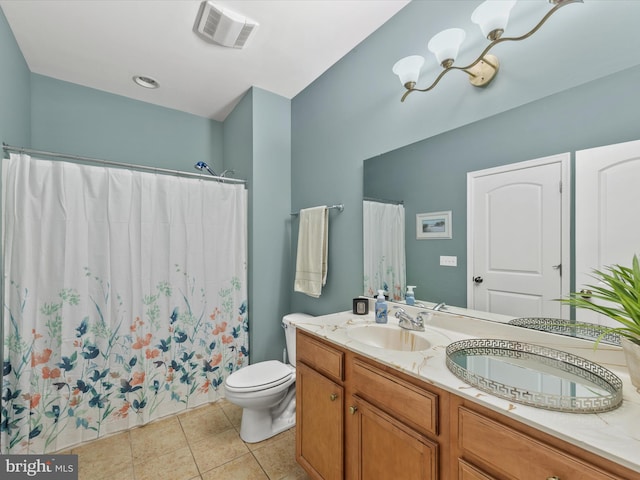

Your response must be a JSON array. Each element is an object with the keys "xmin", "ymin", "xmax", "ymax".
[{"xmin": 225, "ymin": 360, "xmax": 294, "ymax": 392}]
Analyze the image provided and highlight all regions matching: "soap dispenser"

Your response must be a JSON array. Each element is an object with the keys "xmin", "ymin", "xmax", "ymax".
[
  {"xmin": 406, "ymin": 286, "xmax": 416, "ymax": 306},
  {"xmin": 375, "ymin": 290, "xmax": 388, "ymax": 324}
]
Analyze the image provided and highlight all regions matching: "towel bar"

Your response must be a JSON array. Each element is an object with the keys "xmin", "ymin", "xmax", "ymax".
[{"xmin": 290, "ymin": 204, "xmax": 344, "ymax": 216}]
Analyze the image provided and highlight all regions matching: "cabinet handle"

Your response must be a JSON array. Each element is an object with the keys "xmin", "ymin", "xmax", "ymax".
[
  {"xmin": 546, "ymin": 477, "xmax": 561, "ymax": 480},
  {"xmin": 329, "ymin": 393, "xmax": 338, "ymax": 401},
  {"xmin": 349, "ymin": 406, "xmax": 358, "ymax": 415}
]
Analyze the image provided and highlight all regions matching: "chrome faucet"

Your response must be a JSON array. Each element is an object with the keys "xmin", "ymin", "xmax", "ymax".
[
  {"xmin": 393, "ymin": 307, "xmax": 426, "ymax": 332},
  {"xmin": 432, "ymin": 302, "xmax": 447, "ymax": 312}
]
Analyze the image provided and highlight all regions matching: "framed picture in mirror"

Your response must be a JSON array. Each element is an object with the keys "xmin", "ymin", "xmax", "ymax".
[{"xmin": 416, "ymin": 211, "xmax": 452, "ymax": 239}]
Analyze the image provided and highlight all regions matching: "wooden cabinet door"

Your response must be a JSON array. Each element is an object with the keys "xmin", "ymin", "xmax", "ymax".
[
  {"xmin": 350, "ymin": 395, "xmax": 438, "ymax": 480},
  {"xmin": 297, "ymin": 362, "xmax": 344, "ymax": 480}
]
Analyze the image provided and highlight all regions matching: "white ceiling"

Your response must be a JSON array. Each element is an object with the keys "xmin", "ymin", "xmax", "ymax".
[{"xmin": 0, "ymin": 0, "xmax": 410, "ymax": 121}]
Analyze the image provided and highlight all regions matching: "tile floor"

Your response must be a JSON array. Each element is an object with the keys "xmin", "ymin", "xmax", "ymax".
[{"xmin": 62, "ymin": 399, "xmax": 311, "ymax": 480}]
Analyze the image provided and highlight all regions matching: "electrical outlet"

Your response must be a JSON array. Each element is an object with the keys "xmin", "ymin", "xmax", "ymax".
[{"xmin": 440, "ymin": 255, "xmax": 457, "ymax": 267}]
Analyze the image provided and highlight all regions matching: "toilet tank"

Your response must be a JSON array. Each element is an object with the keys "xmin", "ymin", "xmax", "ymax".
[{"xmin": 282, "ymin": 313, "xmax": 313, "ymax": 367}]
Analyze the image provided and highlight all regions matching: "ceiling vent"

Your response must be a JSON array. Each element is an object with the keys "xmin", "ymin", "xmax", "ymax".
[{"xmin": 195, "ymin": 1, "xmax": 259, "ymax": 49}]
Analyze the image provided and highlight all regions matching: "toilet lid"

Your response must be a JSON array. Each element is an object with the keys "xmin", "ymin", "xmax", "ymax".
[{"xmin": 225, "ymin": 360, "xmax": 294, "ymax": 391}]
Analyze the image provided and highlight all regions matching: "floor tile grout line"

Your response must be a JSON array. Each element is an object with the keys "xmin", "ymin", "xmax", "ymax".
[
  {"xmin": 67, "ymin": 400, "xmax": 303, "ymax": 480},
  {"xmin": 177, "ymin": 410, "xmax": 205, "ymax": 480},
  {"xmin": 251, "ymin": 449, "xmax": 272, "ymax": 480},
  {"xmin": 220, "ymin": 406, "xmax": 273, "ymax": 479},
  {"xmin": 219, "ymin": 402, "xmax": 276, "ymax": 479},
  {"xmin": 125, "ymin": 430, "xmax": 137, "ymax": 480},
  {"xmin": 178, "ymin": 403, "xmax": 263, "ymax": 479}
]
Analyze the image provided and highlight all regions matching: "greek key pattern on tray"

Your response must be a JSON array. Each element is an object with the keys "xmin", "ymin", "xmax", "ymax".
[
  {"xmin": 508, "ymin": 317, "xmax": 621, "ymax": 346},
  {"xmin": 445, "ymin": 338, "xmax": 623, "ymax": 413}
]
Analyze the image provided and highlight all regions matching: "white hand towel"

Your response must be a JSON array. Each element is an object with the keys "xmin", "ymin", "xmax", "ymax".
[{"xmin": 294, "ymin": 206, "xmax": 328, "ymax": 298}]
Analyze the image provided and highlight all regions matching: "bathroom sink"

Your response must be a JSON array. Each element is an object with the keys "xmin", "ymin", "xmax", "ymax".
[{"xmin": 347, "ymin": 324, "xmax": 431, "ymax": 352}]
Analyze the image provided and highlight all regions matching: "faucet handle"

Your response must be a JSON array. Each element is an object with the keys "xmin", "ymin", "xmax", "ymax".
[{"xmin": 416, "ymin": 311, "xmax": 432, "ymax": 325}]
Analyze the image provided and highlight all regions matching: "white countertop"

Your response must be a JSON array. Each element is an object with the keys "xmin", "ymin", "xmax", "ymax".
[{"xmin": 290, "ymin": 305, "xmax": 640, "ymax": 474}]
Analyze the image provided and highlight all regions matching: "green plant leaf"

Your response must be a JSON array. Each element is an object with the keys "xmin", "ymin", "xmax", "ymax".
[{"xmin": 560, "ymin": 255, "xmax": 640, "ymax": 339}]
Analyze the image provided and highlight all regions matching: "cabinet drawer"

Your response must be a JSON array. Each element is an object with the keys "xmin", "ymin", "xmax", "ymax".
[
  {"xmin": 296, "ymin": 331, "xmax": 344, "ymax": 382},
  {"xmin": 458, "ymin": 407, "xmax": 621, "ymax": 480},
  {"xmin": 352, "ymin": 358, "xmax": 438, "ymax": 436}
]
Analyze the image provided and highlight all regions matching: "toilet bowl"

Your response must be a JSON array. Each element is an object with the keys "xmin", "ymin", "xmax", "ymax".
[{"xmin": 223, "ymin": 313, "xmax": 312, "ymax": 443}]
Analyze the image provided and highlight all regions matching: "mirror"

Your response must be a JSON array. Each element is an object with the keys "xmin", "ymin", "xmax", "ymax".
[{"xmin": 363, "ymin": 62, "xmax": 640, "ymax": 338}]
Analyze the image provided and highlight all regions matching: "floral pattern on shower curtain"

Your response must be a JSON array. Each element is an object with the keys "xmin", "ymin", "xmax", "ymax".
[
  {"xmin": 363, "ymin": 200, "xmax": 406, "ymax": 301},
  {"xmin": 1, "ymin": 154, "xmax": 248, "ymax": 454}
]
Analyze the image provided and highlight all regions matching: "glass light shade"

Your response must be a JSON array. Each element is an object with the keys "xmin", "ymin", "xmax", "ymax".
[
  {"xmin": 427, "ymin": 28, "xmax": 466, "ymax": 67},
  {"xmin": 392, "ymin": 55, "xmax": 425, "ymax": 87},
  {"xmin": 471, "ymin": 0, "xmax": 517, "ymax": 39}
]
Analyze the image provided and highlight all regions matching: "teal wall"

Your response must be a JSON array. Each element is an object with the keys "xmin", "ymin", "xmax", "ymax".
[
  {"xmin": 0, "ymin": 7, "xmax": 30, "ymax": 147},
  {"xmin": 0, "ymin": 6, "xmax": 30, "ymax": 393},
  {"xmin": 4, "ymin": 0, "xmax": 640, "ymax": 363},
  {"xmin": 30, "ymin": 74, "xmax": 223, "ymax": 172},
  {"xmin": 364, "ymin": 64, "xmax": 640, "ymax": 307},
  {"xmin": 290, "ymin": 0, "xmax": 640, "ymax": 316},
  {"xmin": 223, "ymin": 87, "xmax": 292, "ymax": 362},
  {"xmin": 251, "ymin": 88, "xmax": 292, "ymax": 362},
  {"xmin": 223, "ymin": 90, "xmax": 253, "ymax": 186}
]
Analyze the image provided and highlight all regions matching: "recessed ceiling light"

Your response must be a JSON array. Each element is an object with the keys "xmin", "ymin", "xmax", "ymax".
[{"xmin": 133, "ymin": 75, "xmax": 159, "ymax": 89}]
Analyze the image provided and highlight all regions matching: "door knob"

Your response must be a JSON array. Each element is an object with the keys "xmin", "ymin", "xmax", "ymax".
[
  {"xmin": 546, "ymin": 477, "xmax": 561, "ymax": 480},
  {"xmin": 579, "ymin": 289, "xmax": 592, "ymax": 299},
  {"xmin": 349, "ymin": 406, "xmax": 358, "ymax": 415},
  {"xmin": 473, "ymin": 276, "xmax": 483, "ymax": 284},
  {"xmin": 329, "ymin": 393, "xmax": 338, "ymax": 401}
]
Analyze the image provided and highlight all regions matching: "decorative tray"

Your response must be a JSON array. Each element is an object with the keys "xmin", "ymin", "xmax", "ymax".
[
  {"xmin": 445, "ymin": 339, "xmax": 623, "ymax": 413},
  {"xmin": 508, "ymin": 317, "xmax": 621, "ymax": 346}
]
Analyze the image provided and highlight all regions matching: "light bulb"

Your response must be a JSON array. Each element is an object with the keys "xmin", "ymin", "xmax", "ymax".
[
  {"xmin": 428, "ymin": 28, "xmax": 466, "ymax": 68},
  {"xmin": 471, "ymin": 0, "xmax": 517, "ymax": 40},
  {"xmin": 392, "ymin": 55, "xmax": 425, "ymax": 88}
]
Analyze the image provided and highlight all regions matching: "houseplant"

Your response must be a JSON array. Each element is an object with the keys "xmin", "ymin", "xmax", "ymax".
[{"xmin": 562, "ymin": 255, "xmax": 640, "ymax": 391}]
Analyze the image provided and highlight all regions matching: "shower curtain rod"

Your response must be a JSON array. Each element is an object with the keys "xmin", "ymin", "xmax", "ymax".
[
  {"xmin": 2, "ymin": 143, "xmax": 246, "ymax": 185},
  {"xmin": 290, "ymin": 204, "xmax": 344, "ymax": 216}
]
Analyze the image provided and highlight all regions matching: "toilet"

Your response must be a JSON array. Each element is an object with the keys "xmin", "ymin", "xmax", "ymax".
[{"xmin": 223, "ymin": 313, "xmax": 312, "ymax": 443}]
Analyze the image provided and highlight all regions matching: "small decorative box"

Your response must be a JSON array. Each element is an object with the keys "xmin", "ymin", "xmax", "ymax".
[{"xmin": 352, "ymin": 298, "xmax": 369, "ymax": 315}]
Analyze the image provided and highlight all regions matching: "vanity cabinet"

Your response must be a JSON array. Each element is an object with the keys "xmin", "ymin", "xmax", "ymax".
[
  {"xmin": 455, "ymin": 403, "xmax": 635, "ymax": 480},
  {"xmin": 349, "ymin": 358, "xmax": 441, "ymax": 480},
  {"xmin": 296, "ymin": 330, "xmax": 446, "ymax": 480},
  {"xmin": 296, "ymin": 329, "xmax": 639, "ymax": 480}
]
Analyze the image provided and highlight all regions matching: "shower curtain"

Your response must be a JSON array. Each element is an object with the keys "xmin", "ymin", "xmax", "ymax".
[
  {"xmin": 363, "ymin": 200, "xmax": 406, "ymax": 301},
  {"xmin": 1, "ymin": 154, "xmax": 248, "ymax": 454}
]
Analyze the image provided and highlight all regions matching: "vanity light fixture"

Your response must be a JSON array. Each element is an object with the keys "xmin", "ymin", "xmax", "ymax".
[{"xmin": 392, "ymin": 0, "xmax": 582, "ymax": 102}]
